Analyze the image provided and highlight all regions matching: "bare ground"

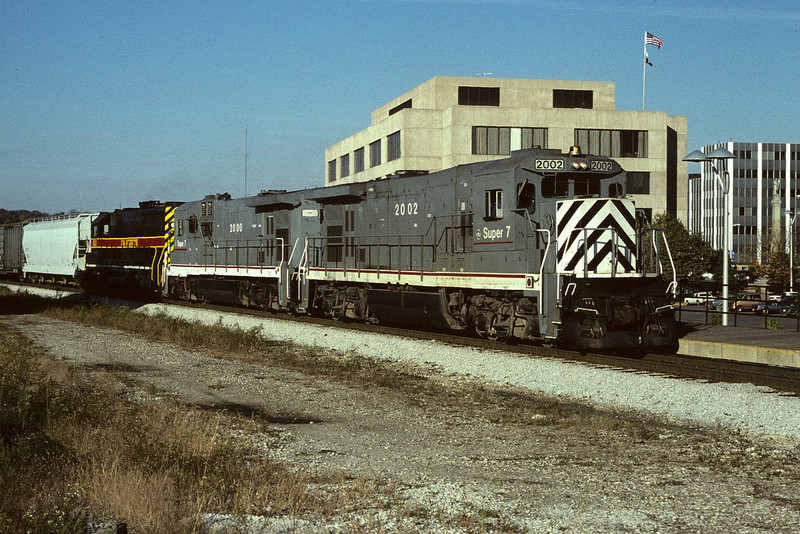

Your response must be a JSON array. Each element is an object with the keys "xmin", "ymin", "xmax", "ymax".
[{"xmin": 3, "ymin": 312, "xmax": 800, "ymax": 533}]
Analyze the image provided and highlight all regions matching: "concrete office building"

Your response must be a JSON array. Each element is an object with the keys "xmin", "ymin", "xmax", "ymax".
[
  {"xmin": 687, "ymin": 142, "xmax": 800, "ymax": 267},
  {"xmin": 325, "ymin": 76, "xmax": 688, "ymax": 221}
]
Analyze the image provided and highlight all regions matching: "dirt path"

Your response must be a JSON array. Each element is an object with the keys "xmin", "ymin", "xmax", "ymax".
[{"xmin": 4, "ymin": 313, "xmax": 800, "ymax": 533}]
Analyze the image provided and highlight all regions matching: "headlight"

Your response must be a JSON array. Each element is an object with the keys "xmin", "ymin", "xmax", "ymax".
[{"xmin": 571, "ymin": 160, "xmax": 589, "ymax": 170}]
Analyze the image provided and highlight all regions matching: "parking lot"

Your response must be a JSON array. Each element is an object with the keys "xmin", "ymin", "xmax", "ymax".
[{"xmin": 677, "ymin": 302, "xmax": 800, "ymax": 332}]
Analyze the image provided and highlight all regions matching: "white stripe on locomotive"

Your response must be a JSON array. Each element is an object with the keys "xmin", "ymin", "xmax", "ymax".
[{"xmin": 556, "ymin": 198, "xmax": 637, "ymax": 276}]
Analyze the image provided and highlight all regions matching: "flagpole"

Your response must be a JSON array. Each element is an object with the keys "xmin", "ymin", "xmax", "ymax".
[{"xmin": 642, "ymin": 30, "xmax": 647, "ymax": 111}]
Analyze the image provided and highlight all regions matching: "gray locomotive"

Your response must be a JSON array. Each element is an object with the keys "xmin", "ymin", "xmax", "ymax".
[{"xmin": 166, "ymin": 146, "xmax": 677, "ymax": 350}]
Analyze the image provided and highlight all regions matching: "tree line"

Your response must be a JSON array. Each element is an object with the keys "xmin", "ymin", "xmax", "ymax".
[
  {"xmin": 0, "ymin": 209, "xmax": 50, "ymax": 224},
  {"xmin": 652, "ymin": 213, "xmax": 796, "ymax": 294}
]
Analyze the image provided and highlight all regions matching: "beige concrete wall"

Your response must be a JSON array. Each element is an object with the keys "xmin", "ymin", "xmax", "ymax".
[{"xmin": 325, "ymin": 76, "xmax": 687, "ymax": 222}]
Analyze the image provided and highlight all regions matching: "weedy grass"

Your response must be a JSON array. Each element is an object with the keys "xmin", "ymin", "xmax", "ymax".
[
  {"xmin": 0, "ymin": 322, "xmax": 364, "ymax": 533},
  {"xmin": 4, "ymin": 289, "xmax": 800, "ymax": 531},
  {"xmin": 43, "ymin": 300, "xmax": 590, "ymax": 426}
]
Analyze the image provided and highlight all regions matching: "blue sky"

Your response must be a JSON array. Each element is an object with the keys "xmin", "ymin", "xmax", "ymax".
[{"xmin": 3, "ymin": 0, "xmax": 800, "ymax": 213}]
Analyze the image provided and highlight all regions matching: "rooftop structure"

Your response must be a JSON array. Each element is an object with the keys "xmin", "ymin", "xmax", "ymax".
[{"xmin": 325, "ymin": 76, "xmax": 687, "ymax": 221}]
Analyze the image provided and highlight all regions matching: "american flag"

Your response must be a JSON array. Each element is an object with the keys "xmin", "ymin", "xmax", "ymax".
[{"xmin": 646, "ymin": 32, "xmax": 663, "ymax": 49}]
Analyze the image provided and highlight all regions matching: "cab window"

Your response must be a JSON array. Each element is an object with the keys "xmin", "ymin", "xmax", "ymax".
[
  {"xmin": 542, "ymin": 176, "xmax": 569, "ymax": 197},
  {"xmin": 484, "ymin": 189, "xmax": 503, "ymax": 220}
]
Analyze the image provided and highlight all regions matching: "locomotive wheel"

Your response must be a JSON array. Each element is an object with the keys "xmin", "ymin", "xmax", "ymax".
[{"xmin": 474, "ymin": 313, "xmax": 500, "ymax": 341}]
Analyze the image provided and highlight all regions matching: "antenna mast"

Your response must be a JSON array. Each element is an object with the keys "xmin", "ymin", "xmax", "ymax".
[{"xmin": 244, "ymin": 120, "xmax": 250, "ymax": 197}]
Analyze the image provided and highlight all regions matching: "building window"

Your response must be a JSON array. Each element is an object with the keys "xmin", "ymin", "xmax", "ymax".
[
  {"xmin": 354, "ymin": 147, "xmax": 364, "ymax": 173},
  {"xmin": 553, "ymin": 89, "xmax": 593, "ymax": 109},
  {"xmin": 575, "ymin": 129, "xmax": 648, "ymax": 158},
  {"xmin": 458, "ymin": 86, "xmax": 500, "ymax": 106},
  {"xmin": 340, "ymin": 154, "xmax": 350, "ymax": 178},
  {"xmin": 484, "ymin": 189, "xmax": 503, "ymax": 220},
  {"xmin": 388, "ymin": 131, "xmax": 401, "ymax": 161},
  {"xmin": 370, "ymin": 140, "xmax": 381, "ymax": 167},
  {"xmin": 328, "ymin": 159, "xmax": 336, "ymax": 182},
  {"xmin": 627, "ymin": 172, "xmax": 650, "ymax": 194},
  {"xmin": 389, "ymin": 99, "xmax": 412, "ymax": 116},
  {"xmin": 472, "ymin": 126, "xmax": 548, "ymax": 155}
]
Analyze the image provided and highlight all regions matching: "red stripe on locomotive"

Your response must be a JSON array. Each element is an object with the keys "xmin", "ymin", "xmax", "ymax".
[{"xmin": 91, "ymin": 236, "xmax": 166, "ymax": 248}]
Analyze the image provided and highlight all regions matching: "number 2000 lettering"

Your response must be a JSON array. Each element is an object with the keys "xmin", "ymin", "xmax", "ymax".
[{"xmin": 394, "ymin": 202, "xmax": 418, "ymax": 216}]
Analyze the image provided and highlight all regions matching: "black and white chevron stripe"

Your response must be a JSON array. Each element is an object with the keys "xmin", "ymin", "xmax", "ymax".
[{"xmin": 556, "ymin": 198, "xmax": 637, "ymax": 274}]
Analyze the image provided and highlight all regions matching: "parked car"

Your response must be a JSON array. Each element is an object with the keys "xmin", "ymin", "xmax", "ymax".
[
  {"xmin": 755, "ymin": 296, "xmax": 800, "ymax": 315},
  {"xmin": 712, "ymin": 293, "xmax": 760, "ymax": 312},
  {"xmin": 711, "ymin": 297, "xmax": 731, "ymax": 311},
  {"xmin": 684, "ymin": 292, "xmax": 716, "ymax": 305},
  {"xmin": 732, "ymin": 293, "xmax": 762, "ymax": 312}
]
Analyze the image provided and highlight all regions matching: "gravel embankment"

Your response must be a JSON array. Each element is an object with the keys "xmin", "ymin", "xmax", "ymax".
[
  {"xmin": 4, "ymin": 285, "xmax": 800, "ymax": 532},
  {"xmin": 139, "ymin": 302, "xmax": 800, "ymax": 440}
]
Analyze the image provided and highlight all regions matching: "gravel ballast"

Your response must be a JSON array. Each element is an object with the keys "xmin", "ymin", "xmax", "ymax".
[
  {"xmin": 139, "ymin": 302, "xmax": 800, "ymax": 440},
  {"xmin": 4, "ymin": 287, "xmax": 800, "ymax": 532}
]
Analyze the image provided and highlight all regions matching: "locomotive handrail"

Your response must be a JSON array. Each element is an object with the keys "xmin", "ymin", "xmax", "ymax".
[
  {"xmin": 535, "ymin": 228, "xmax": 553, "ymax": 319},
  {"xmin": 287, "ymin": 238, "xmax": 303, "ymax": 267},
  {"xmin": 659, "ymin": 230, "xmax": 677, "ymax": 296},
  {"xmin": 276, "ymin": 237, "xmax": 285, "ymax": 267},
  {"xmin": 570, "ymin": 227, "xmax": 623, "ymax": 278},
  {"xmin": 638, "ymin": 227, "xmax": 676, "ymax": 290},
  {"xmin": 206, "ymin": 237, "xmax": 286, "ymax": 273},
  {"xmin": 295, "ymin": 237, "xmax": 309, "ymax": 309},
  {"xmin": 302, "ymin": 211, "xmax": 477, "ymax": 278},
  {"xmin": 306, "ymin": 231, "xmax": 439, "ymax": 280}
]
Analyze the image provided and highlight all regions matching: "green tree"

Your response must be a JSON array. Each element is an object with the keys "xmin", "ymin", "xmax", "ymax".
[
  {"xmin": 766, "ymin": 248, "xmax": 790, "ymax": 292},
  {"xmin": 651, "ymin": 213, "xmax": 716, "ymax": 283},
  {"xmin": 749, "ymin": 261, "xmax": 766, "ymax": 280}
]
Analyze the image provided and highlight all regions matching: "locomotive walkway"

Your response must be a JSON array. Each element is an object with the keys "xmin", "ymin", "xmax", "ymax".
[{"xmin": 678, "ymin": 322, "xmax": 800, "ymax": 369}]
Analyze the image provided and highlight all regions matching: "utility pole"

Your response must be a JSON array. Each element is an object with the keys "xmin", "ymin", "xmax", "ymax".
[{"xmin": 244, "ymin": 121, "xmax": 250, "ymax": 197}]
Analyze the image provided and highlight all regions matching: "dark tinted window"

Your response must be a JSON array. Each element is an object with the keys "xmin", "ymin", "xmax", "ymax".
[
  {"xmin": 553, "ymin": 89, "xmax": 593, "ymax": 109},
  {"xmin": 627, "ymin": 172, "xmax": 650, "ymax": 194},
  {"xmin": 389, "ymin": 99, "xmax": 412, "ymax": 115},
  {"xmin": 388, "ymin": 131, "xmax": 401, "ymax": 161},
  {"xmin": 458, "ymin": 86, "xmax": 500, "ymax": 106},
  {"xmin": 542, "ymin": 176, "xmax": 569, "ymax": 197}
]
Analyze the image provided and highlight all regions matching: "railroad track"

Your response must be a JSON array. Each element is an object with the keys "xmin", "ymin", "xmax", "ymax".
[
  {"xmin": 5, "ymin": 281, "xmax": 800, "ymax": 397},
  {"xmin": 178, "ymin": 299, "xmax": 800, "ymax": 397}
]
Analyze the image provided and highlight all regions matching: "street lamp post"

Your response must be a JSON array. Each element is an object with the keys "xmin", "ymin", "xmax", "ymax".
[
  {"xmin": 787, "ymin": 200, "xmax": 799, "ymax": 293},
  {"xmin": 684, "ymin": 146, "xmax": 736, "ymax": 325}
]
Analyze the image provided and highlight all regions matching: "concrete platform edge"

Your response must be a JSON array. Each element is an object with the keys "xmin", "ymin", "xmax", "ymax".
[{"xmin": 679, "ymin": 339, "xmax": 800, "ymax": 369}]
